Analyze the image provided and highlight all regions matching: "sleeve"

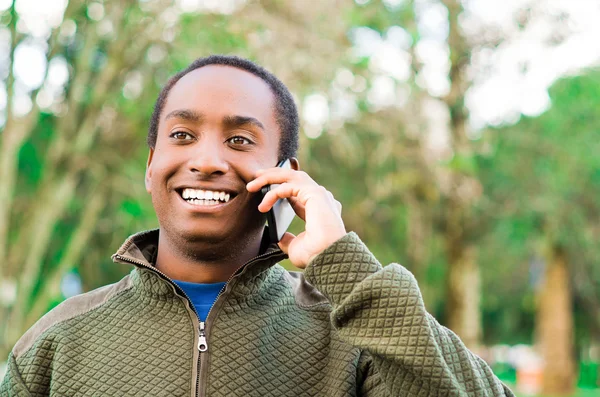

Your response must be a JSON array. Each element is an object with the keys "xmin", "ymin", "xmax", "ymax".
[
  {"xmin": 0, "ymin": 353, "xmax": 33, "ymax": 397},
  {"xmin": 303, "ymin": 232, "xmax": 515, "ymax": 397}
]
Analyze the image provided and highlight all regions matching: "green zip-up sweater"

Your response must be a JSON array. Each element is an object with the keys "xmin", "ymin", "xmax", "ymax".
[{"xmin": 1, "ymin": 230, "xmax": 513, "ymax": 396}]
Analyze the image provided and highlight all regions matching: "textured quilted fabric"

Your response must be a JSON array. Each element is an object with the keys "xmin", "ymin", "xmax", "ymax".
[{"xmin": 1, "ymin": 231, "xmax": 514, "ymax": 397}]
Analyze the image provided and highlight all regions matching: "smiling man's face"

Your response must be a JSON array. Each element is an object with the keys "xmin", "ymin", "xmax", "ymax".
[{"xmin": 145, "ymin": 65, "xmax": 280, "ymax": 247}]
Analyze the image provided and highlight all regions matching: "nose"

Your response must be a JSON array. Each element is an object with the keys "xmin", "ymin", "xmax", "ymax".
[{"xmin": 187, "ymin": 138, "xmax": 229, "ymax": 176}]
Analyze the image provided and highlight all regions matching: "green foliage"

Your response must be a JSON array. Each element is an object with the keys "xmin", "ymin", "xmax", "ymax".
[
  {"xmin": 477, "ymin": 68, "xmax": 600, "ymax": 347},
  {"xmin": 16, "ymin": 113, "xmax": 54, "ymax": 189},
  {"xmin": 446, "ymin": 153, "xmax": 478, "ymax": 175},
  {"xmin": 345, "ymin": 0, "xmax": 413, "ymax": 33}
]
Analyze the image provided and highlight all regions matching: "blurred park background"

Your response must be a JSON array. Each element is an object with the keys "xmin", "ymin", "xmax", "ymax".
[{"xmin": 0, "ymin": 0, "xmax": 599, "ymax": 395}]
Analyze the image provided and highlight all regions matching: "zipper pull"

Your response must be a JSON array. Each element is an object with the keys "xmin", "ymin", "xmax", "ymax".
[{"xmin": 198, "ymin": 321, "xmax": 208, "ymax": 352}]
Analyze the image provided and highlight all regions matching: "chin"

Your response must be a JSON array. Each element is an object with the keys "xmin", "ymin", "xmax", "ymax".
[
  {"xmin": 174, "ymin": 218, "xmax": 265, "ymax": 244},
  {"xmin": 176, "ymin": 227, "xmax": 231, "ymax": 245}
]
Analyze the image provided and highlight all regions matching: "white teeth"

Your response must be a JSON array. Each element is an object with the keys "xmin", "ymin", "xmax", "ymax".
[
  {"xmin": 181, "ymin": 188, "xmax": 232, "ymax": 204},
  {"xmin": 188, "ymin": 199, "xmax": 219, "ymax": 206}
]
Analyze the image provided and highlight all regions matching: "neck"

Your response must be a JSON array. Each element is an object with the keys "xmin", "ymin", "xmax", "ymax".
[{"xmin": 155, "ymin": 229, "xmax": 265, "ymax": 283}]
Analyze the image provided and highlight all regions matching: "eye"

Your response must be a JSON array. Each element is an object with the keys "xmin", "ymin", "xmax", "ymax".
[
  {"xmin": 169, "ymin": 131, "xmax": 194, "ymax": 140},
  {"xmin": 227, "ymin": 136, "xmax": 253, "ymax": 145}
]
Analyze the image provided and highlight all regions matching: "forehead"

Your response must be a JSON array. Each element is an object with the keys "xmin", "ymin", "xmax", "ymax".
[{"xmin": 162, "ymin": 65, "xmax": 276, "ymax": 127}]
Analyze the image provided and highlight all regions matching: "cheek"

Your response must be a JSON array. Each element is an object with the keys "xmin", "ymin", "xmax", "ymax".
[
  {"xmin": 233, "ymin": 158, "xmax": 277, "ymax": 183},
  {"xmin": 153, "ymin": 147, "xmax": 180, "ymax": 171},
  {"xmin": 236, "ymin": 166, "xmax": 259, "ymax": 183},
  {"xmin": 234, "ymin": 144, "xmax": 280, "ymax": 182},
  {"xmin": 148, "ymin": 160, "xmax": 180, "ymax": 193}
]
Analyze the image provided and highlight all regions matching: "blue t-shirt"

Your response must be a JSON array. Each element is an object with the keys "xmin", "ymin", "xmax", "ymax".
[{"xmin": 173, "ymin": 279, "xmax": 226, "ymax": 322}]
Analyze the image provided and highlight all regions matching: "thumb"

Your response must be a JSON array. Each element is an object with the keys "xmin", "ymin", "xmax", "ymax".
[{"xmin": 277, "ymin": 232, "xmax": 296, "ymax": 255}]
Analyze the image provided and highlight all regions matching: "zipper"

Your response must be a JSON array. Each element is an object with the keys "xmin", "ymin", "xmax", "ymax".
[
  {"xmin": 195, "ymin": 323, "xmax": 206, "ymax": 397},
  {"xmin": 114, "ymin": 247, "xmax": 285, "ymax": 397},
  {"xmin": 195, "ymin": 248, "xmax": 286, "ymax": 397},
  {"xmin": 198, "ymin": 322, "xmax": 207, "ymax": 351},
  {"xmin": 113, "ymin": 254, "xmax": 205, "ymax": 397}
]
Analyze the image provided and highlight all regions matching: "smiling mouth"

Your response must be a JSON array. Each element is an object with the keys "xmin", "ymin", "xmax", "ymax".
[{"xmin": 176, "ymin": 188, "xmax": 236, "ymax": 206}]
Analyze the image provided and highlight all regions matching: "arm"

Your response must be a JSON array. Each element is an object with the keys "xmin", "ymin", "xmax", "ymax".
[
  {"xmin": 247, "ymin": 167, "xmax": 513, "ymax": 396},
  {"xmin": 304, "ymin": 232, "xmax": 515, "ymax": 397},
  {"xmin": 0, "ymin": 353, "xmax": 33, "ymax": 397}
]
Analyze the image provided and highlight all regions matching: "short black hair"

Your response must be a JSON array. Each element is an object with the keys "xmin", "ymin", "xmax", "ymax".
[{"xmin": 148, "ymin": 55, "xmax": 299, "ymax": 161}]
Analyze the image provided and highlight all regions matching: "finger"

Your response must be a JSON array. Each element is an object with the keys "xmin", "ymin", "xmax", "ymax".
[
  {"xmin": 258, "ymin": 183, "xmax": 327, "ymax": 214},
  {"xmin": 247, "ymin": 169, "xmax": 310, "ymax": 192},
  {"xmin": 257, "ymin": 183, "xmax": 298, "ymax": 212},
  {"xmin": 246, "ymin": 168, "xmax": 293, "ymax": 192},
  {"xmin": 324, "ymin": 190, "xmax": 342, "ymax": 214},
  {"xmin": 277, "ymin": 232, "xmax": 296, "ymax": 255},
  {"xmin": 287, "ymin": 196, "xmax": 306, "ymax": 219}
]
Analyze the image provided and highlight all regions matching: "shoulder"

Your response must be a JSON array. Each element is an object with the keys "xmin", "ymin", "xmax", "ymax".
[
  {"xmin": 280, "ymin": 269, "xmax": 330, "ymax": 309},
  {"xmin": 12, "ymin": 274, "xmax": 133, "ymax": 359}
]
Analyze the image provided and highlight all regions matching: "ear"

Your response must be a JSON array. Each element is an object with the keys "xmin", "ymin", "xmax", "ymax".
[
  {"xmin": 289, "ymin": 157, "xmax": 300, "ymax": 171},
  {"xmin": 145, "ymin": 148, "xmax": 155, "ymax": 193}
]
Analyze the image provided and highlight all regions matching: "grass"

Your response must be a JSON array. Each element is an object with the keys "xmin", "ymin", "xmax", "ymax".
[{"xmin": 504, "ymin": 383, "xmax": 599, "ymax": 397}]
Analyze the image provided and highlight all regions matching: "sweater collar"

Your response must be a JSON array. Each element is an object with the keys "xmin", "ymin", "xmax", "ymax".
[{"xmin": 111, "ymin": 228, "xmax": 287, "ymax": 286}]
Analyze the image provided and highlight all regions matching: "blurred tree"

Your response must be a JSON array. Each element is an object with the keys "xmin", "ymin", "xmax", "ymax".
[
  {"xmin": 478, "ymin": 70, "xmax": 600, "ymax": 394},
  {"xmin": 322, "ymin": 0, "xmax": 488, "ymax": 348},
  {"xmin": 0, "ymin": 0, "xmax": 186, "ymax": 357},
  {"xmin": 438, "ymin": 0, "xmax": 483, "ymax": 348},
  {"xmin": 289, "ymin": 0, "xmax": 481, "ymax": 349}
]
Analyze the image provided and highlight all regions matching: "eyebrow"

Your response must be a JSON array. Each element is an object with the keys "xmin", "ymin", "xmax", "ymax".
[
  {"xmin": 164, "ymin": 109, "xmax": 265, "ymax": 132},
  {"xmin": 164, "ymin": 109, "xmax": 204, "ymax": 123},
  {"xmin": 223, "ymin": 115, "xmax": 265, "ymax": 132}
]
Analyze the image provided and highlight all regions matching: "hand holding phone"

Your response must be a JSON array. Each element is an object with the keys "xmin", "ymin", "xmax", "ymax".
[
  {"xmin": 247, "ymin": 159, "xmax": 346, "ymax": 268},
  {"xmin": 260, "ymin": 159, "xmax": 296, "ymax": 243}
]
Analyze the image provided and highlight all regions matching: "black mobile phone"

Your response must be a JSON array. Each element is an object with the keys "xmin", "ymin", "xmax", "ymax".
[{"xmin": 261, "ymin": 159, "xmax": 296, "ymax": 243}]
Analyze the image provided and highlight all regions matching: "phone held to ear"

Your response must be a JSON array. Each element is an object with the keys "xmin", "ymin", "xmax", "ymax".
[{"xmin": 261, "ymin": 159, "xmax": 296, "ymax": 243}]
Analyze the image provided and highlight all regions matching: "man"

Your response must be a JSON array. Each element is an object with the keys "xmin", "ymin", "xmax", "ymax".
[{"xmin": 1, "ymin": 55, "xmax": 513, "ymax": 396}]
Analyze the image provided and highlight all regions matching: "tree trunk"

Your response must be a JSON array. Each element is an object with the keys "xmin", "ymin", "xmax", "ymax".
[
  {"xmin": 23, "ymin": 184, "xmax": 106, "ymax": 330},
  {"xmin": 405, "ymin": 194, "xmax": 436, "ymax": 306},
  {"xmin": 536, "ymin": 244, "xmax": 576, "ymax": 395},
  {"xmin": 440, "ymin": 0, "xmax": 482, "ymax": 349},
  {"xmin": 446, "ymin": 233, "xmax": 481, "ymax": 349},
  {"xmin": 406, "ymin": 196, "xmax": 428, "ymax": 279}
]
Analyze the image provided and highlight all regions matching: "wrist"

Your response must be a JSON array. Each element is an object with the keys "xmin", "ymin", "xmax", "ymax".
[{"xmin": 307, "ymin": 230, "xmax": 349, "ymax": 265}]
